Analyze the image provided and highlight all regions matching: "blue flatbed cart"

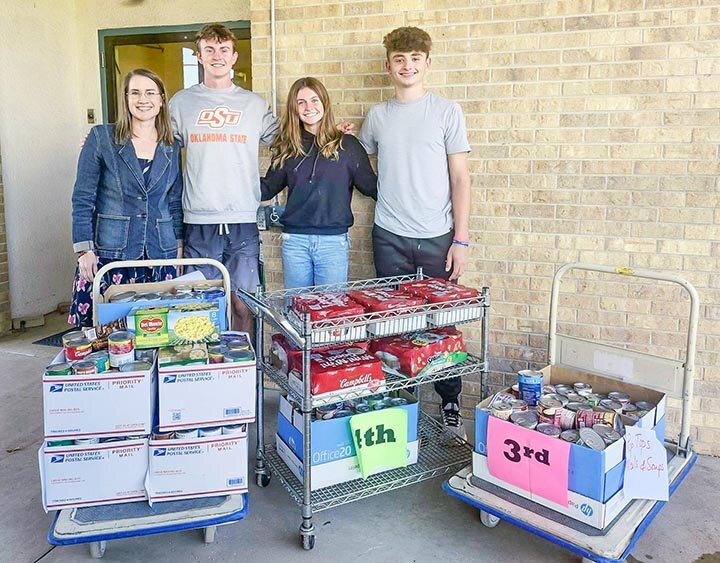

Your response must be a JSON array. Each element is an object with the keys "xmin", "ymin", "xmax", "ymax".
[
  {"xmin": 47, "ymin": 258, "xmax": 245, "ymax": 559},
  {"xmin": 443, "ymin": 263, "xmax": 700, "ymax": 563}
]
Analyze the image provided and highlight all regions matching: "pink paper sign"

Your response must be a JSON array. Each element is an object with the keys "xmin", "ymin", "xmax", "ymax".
[{"xmin": 487, "ymin": 417, "xmax": 570, "ymax": 506}]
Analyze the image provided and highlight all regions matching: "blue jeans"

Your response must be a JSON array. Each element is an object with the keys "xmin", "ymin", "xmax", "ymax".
[{"xmin": 281, "ymin": 232, "xmax": 349, "ymax": 289}]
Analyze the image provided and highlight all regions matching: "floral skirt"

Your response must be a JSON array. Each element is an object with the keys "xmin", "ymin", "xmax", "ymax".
[{"xmin": 68, "ymin": 257, "xmax": 176, "ymax": 328}]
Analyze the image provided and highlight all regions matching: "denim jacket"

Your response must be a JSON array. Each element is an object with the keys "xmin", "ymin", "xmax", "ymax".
[{"xmin": 71, "ymin": 124, "xmax": 183, "ymax": 260}]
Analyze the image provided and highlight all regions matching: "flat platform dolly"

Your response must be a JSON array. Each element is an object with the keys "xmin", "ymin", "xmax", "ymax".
[
  {"xmin": 444, "ymin": 262, "xmax": 700, "ymax": 563},
  {"xmin": 48, "ymin": 494, "xmax": 247, "ymax": 558}
]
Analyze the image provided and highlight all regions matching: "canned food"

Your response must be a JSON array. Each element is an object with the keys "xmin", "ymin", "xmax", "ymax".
[
  {"xmin": 226, "ymin": 339, "xmax": 251, "ymax": 351},
  {"xmin": 578, "ymin": 427, "xmax": 606, "ymax": 451},
  {"xmin": 47, "ymin": 440, "xmax": 74, "ymax": 447},
  {"xmin": 199, "ymin": 427, "xmax": 222, "ymax": 437},
  {"xmin": 547, "ymin": 393, "xmax": 569, "ymax": 406},
  {"xmin": 354, "ymin": 403, "xmax": 372, "ymax": 414},
  {"xmin": 135, "ymin": 348, "xmax": 155, "ymax": 363},
  {"xmin": 511, "ymin": 383, "xmax": 520, "ymax": 398},
  {"xmin": 119, "ymin": 361, "xmax": 152, "ymax": 372},
  {"xmin": 85, "ymin": 351, "xmax": 110, "ymax": 373},
  {"xmin": 518, "ymin": 369, "xmax": 544, "ymax": 406},
  {"xmin": 134, "ymin": 292, "xmax": 162, "ymax": 302},
  {"xmin": 560, "ymin": 429, "xmax": 580, "ymax": 443},
  {"xmin": 592, "ymin": 424, "xmax": 621, "ymax": 445},
  {"xmin": 635, "ymin": 400, "xmax": 656, "ymax": 412},
  {"xmin": 573, "ymin": 382, "xmax": 592, "ymax": 394},
  {"xmin": 565, "ymin": 393, "xmax": 586, "ymax": 403},
  {"xmin": 581, "ymin": 393, "xmax": 603, "ymax": 406},
  {"xmin": 509, "ymin": 399, "xmax": 528, "ymax": 412},
  {"xmin": 65, "ymin": 337, "xmax": 93, "ymax": 361},
  {"xmin": 553, "ymin": 384, "xmax": 573, "ymax": 397},
  {"xmin": 174, "ymin": 428, "xmax": 199, "ymax": 440},
  {"xmin": 109, "ymin": 291, "xmax": 137, "ymax": 303},
  {"xmin": 607, "ymin": 391, "xmax": 630, "ymax": 405},
  {"xmin": 536, "ymin": 423, "xmax": 561, "ymax": 438},
  {"xmin": 489, "ymin": 392, "xmax": 516, "ymax": 407},
  {"xmin": 201, "ymin": 288, "xmax": 226, "ymax": 300},
  {"xmin": 537, "ymin": 406, "xmax": 562, "ymax": 427},
  {"xmin": 510, "ymin": 410, "xmax": 538, "ymax": 429},
  {"xmin": 74, "ymin": 437, "xmax": 100, "ymax": 445},
  {"xmin": 152, "ymin": 431, "xmax": 175, "ymax": 440},
  {"xmin": 99, "ymin": 437, "xmax": 127, "ymax": 443},
  {"xmin": 315, "ymin": 402, "xmax": 346, "ymax": 420},
  {"xmin": 538, "ymin": 395, "xmax": 563, "ymax": 410},
  {"xmin": 334, "ymin": 409, "xmax": 353, "ymax": 418},
  {"xmin": 108, "ymin": 331, "xmax": 135, "ymax": 368},
  {"xmin": 61, "ymin": 330, "xmax": 85, "ymax": 346},
  {"xmin": 72, "ymin": 360, "xmax": 97, "ymax": 375},
  {"xmin": 222, "ymin": 424, "xmax": 246, "ymax": 435},
  {"xmin": 389, "ymin": 397, "xmax": 409, "ymax": 407},
  {"xmin": 558, "ymin": 406, "xmax": 577, "ymax": 431},
  {"xmin": 622, "ymin": 402, "xmax": 638, "ymax": 414},
  {"xmin": 45, "ymin": 362, "xmax": 73, "ymax": 376},
  {"xmin": 599, "ymin": 399, "xmax": 623, "ymax": 414},
  {"xmin": 576, "ymin": 407, "xmax": 617, "ymax": 429},
  {"xmin": 492, "ymin": 401, "xmax": 513, "ymax": 421},
  {"xmin": 372, "ymin": 402, "xmax": 387, "ymax": 411},
  {"xmin": 224, "ymin": 349, "xmax": 254, "ymax": 363},
  {"xmin": 208, "ymin": 345, "xmax": 228, "ymax": 364},
  {"xmin": 366, "ymin": 393, "xmax": 388, "ymax": 406},
  {"xmin": 542, "ymin": 384, "xmax": 556, "ymax": 394}
]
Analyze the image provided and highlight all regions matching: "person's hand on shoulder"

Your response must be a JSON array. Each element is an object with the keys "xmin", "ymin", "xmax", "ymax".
[
  {"xmin": 77, "ymin": 251, "xmax": 98, "ymax": 283},
  {"xmin": 336, "ymin": 120, "xmax": 355, "ymax": 135}
]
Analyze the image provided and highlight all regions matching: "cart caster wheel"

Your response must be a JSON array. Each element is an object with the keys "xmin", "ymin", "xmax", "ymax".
[
  {"xmin": 203, "ymin": 525, "xmax": 217, "ymax": 544},
  {"xmin": 479, "ymin": 510, "xmax": 500, "ymax": 528},
  {"xmin": 89, "ymin": 540, "xmax": 106, "ymax": 559},
  {"xmin": 256, "ymin": 473, "xmax": 271, "ymax": 487},
  {"xmin": 300, "ymin": 534, "xmax": 315, "ymax": 550}
]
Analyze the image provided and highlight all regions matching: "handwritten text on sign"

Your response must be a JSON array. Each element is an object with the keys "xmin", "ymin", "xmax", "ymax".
[
  {"xmin": 487, "ymin": 416, "xmax": 570, "ymax": 506},
  {"xmin": 623, "ymin": 426, "xmax": 669, "ymax": 501}
]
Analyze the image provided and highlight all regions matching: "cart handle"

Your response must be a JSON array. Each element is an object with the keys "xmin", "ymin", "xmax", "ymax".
[
  {"xmin": 549, "ymin": 262, "xmax": 699, "ymax": 451},
  {"xmin": 236, "ymin": 288, "xmax": 304, "ymax": 347},
  {"xmin": 91, "ymin": 258, "xmax": 233, "ymax": 329}
]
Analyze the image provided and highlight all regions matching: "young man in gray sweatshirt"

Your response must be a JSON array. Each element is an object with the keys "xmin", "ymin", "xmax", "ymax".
[{"xmin": 169, "ymin": 23, "xmax": 279, "ymax": 332}]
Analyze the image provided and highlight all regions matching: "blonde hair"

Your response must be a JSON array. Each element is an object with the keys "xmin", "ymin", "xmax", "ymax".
[
  {"xmin": 270, "ymin": 77, "xmax": 343, "ymax": 169},
  {"xmin": 115, "ymin": 69, "xmax": 173, "ymax": 146}
]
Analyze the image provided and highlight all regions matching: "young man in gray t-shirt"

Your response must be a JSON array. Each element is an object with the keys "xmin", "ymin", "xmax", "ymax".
[{"xmin": 359, "ymin": 27, "xmax": 472, "ymax": 440}]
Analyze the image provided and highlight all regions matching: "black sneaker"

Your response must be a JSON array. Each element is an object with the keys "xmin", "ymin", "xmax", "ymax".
[{"xmin": 440, "ymin": 402, "xmax": 467, "ymax": 441}]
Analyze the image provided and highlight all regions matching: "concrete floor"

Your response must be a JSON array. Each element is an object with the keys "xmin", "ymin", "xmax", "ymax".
[{"xmin": 2, "ymin": 313, "xmax": 719, "ymax": 563}]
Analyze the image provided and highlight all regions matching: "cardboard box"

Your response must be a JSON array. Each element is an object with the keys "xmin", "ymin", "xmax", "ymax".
[
  {"xmin": 39, "ymin": 438, "xmax": 148, "ymax": 511},
  {"xmin": 157, "ymin": 356, "xmax": 256, "ymax": 432},
  {"xmin": 43, "ymin": 351, "xmax": 156, "ymax": 438},
  {"xmin": 146, "ymin": 431, "xmax": 248, "ymax": 503},
  {"xmin": 276, "ymin": 389, "xmax": 419, "ymax": 465},
  {"xmin": 276, "ymin": 433, "xmax": 419, "ymax": 491},
  {"xmin": 472, "ymin": 450, "xmax": 629, "ymax": 530},
  {"xmin": 474, "ymin": 365, "xmax": 667, "ymax": 503}
]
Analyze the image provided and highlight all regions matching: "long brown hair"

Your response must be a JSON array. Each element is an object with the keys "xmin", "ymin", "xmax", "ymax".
[
  {"xmin": 115, "ymin": 68, "xmax": 173, "ymax": 146},
  {"xmin": 270, "ymin": 77, "xmax": 343, "ymax": 169}
]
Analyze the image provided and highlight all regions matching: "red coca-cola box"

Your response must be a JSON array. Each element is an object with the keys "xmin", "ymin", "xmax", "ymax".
[
  {"xmin": 347, "ymin": 288, "xmax": 425, "ymax": 312},
  {"xmin": 288, "ymin": 345, "xmax": 385, "ymax": 397},
  {"xmin": 399, "ymin": 278, "xmax": 478, "ymax": 303},
  {"xmin": 291, "ymin": 292, "xmax": 366, "ymax": 321},
  {"xmin": 369, "ymin": 327, "xmax": 467, "ymax": 377}
]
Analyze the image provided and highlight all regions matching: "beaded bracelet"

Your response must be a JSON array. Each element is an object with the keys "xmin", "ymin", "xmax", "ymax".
[{"xmin": 452, "ymin": 238, "xmax": 470, "ymax": 247}]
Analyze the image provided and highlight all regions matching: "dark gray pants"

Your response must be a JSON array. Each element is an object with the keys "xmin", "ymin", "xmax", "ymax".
[{"xmin": 372, "ymin": 224, "xmax": 462, "ymax": 404}]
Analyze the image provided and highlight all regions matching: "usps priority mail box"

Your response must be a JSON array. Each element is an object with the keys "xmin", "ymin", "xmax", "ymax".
[
  {"xmin": 147, "ymin": 430, "xmax": 249, "ymax": 503},
  {"xmin": 39, "ymin": 438, "xmax": 148, "ymax": 511},
  {"xmin": 43, "ymin": 351, "xmax": 156, "ymax": 438},
  {"xmin": 157, "ymin": 358, "xmax": 256, "ymax": 432}
]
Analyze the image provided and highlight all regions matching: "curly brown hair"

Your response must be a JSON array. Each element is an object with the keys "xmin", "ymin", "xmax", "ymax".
[{"xmin": 382, "ymin": 27, "xmax": 432, "ymax": 58}]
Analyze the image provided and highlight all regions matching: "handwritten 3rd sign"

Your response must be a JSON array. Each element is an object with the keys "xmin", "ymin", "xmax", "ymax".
[{"xmin": 487, "ymin": 416, "xmax": 571, "ymax": 506}]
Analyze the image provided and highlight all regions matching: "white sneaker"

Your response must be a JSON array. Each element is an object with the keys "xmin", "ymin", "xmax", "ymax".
[{"xmin": 440, "ymin": 402, "xmax": 467, "ymax": 441}]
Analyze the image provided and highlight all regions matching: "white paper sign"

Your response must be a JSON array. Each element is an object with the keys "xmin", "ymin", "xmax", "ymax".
[{"xmin": 623, "ymin": 426, "xmax": 669, "ymax": 501}]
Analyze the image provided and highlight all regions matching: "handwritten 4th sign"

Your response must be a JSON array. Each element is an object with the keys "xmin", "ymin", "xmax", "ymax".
[{"xmin": 487, "ymin": 417, "xmax": 571, "ymax": 506}]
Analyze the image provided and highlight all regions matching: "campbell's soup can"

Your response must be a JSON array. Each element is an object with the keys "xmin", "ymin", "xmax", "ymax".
[
  {"xmin": 517, "ymin": 369, "xmax": 544, "ymax": 406},
  {"xmin": 65, "ymin": 337, "xmax": 93, "ymax": 361},
  {"xmin": 108, "ymin": 331, "xmax": 135, "ymax": 368},
  {"xmin": 62, "ymin": 330, "xmax": 84, "ymax": 346}
]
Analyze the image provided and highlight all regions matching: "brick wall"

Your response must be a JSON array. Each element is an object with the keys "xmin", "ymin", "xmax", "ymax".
[
  {"xmin": 250, "ymin": 0, "xmax": 720, "ymax": 455},
  {"xmin": 0, "ymin": 147, "xmax": 11, "ymax": 335}
]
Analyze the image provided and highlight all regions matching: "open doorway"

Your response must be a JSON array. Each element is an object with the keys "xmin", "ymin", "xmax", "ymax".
[{"xmin": 99, "ymin": 23, "xmax": 251, "ymax": 123}]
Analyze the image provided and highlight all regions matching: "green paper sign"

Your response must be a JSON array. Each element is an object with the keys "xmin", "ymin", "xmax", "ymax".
[{"xmin": 349, "ymin": 408, "xmax": 408, "ymax": 479}]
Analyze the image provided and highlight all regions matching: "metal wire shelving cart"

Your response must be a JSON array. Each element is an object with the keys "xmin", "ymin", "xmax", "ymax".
[{"xmin": 238, "ymin": 271, "xmax": 490, "ymax": 549}]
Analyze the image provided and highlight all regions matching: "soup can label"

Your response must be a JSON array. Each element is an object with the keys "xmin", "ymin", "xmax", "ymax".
[{"xmin": 65, "ymin": 337, "xmax": 93, "ymax": 361}]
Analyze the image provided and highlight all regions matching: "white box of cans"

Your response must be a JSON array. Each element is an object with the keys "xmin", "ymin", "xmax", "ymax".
[
  {"xmin": 38, "ymin": 437, "xmax": 148, "ymax": 511},
  {"xmin": 146, "ymin": 428, "xmax": 249, "ymax": 503},
  {"xmin": 42, "ymin": 351, "xmax": 156, "ymax": 439},
  {"xmin": 157, "ymin": 356, "xmax": 256, "ymax": 432}
]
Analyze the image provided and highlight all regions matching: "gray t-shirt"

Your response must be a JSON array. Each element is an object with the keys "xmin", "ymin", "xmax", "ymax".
[
  {"xmin": 359, "ymin": 91, "xmax": 470, "ymax": 238},
  {"xmin": 169, "ymin": 84, "xmax": 278, "ymax": 224}
]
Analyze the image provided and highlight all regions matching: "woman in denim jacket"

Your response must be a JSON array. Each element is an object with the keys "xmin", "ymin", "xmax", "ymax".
[{"xmin": 69, "ymin": 68, "xmax": 183, "ymax": 327}]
